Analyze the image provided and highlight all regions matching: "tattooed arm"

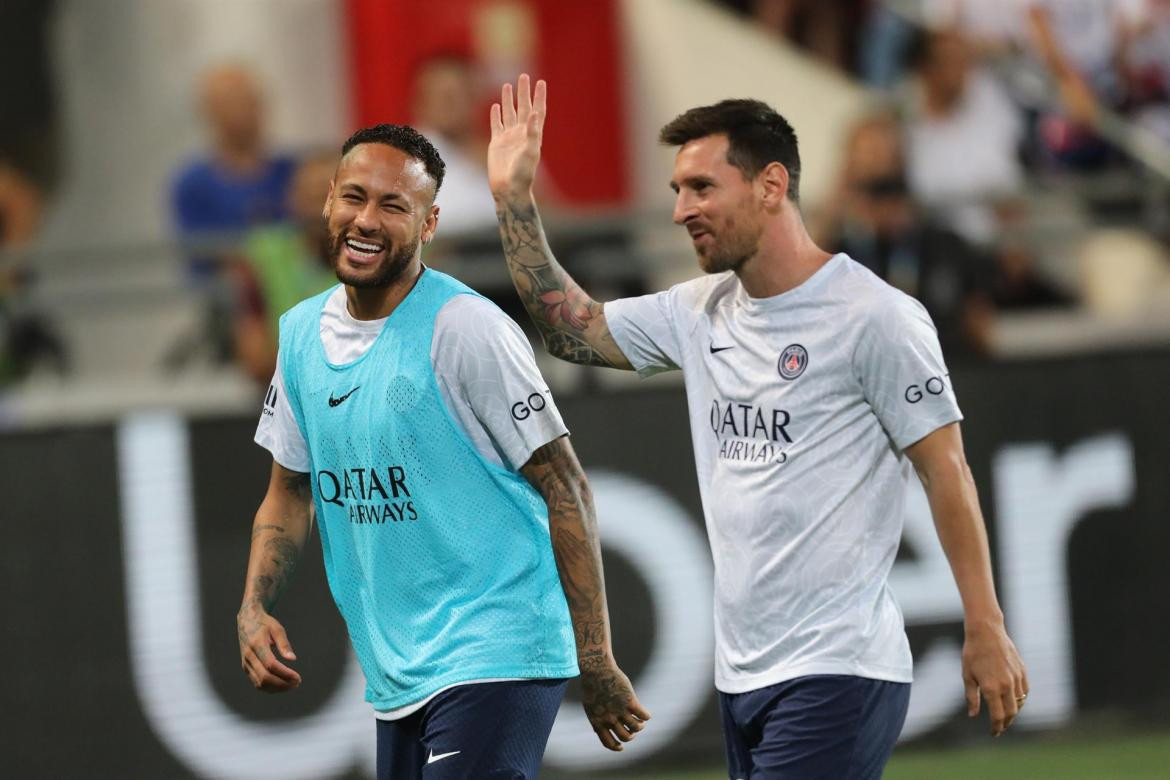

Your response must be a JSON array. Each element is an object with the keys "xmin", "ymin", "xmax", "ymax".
[
  {"xmin": 236, "ymin": 461, "xmax": 313, "ymax": 692},
  {"xmin": 488, "ymin": 75, "xmax": 633, "ymax": 370},
  {"xmin": 521, "ymin": 435, "xmax": 651, "ymax": 751}
]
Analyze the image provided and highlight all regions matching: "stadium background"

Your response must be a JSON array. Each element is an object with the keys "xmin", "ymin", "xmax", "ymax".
[{"xmin": 3, "ymin": 0, "xmax": 1170, "ymax": 777}]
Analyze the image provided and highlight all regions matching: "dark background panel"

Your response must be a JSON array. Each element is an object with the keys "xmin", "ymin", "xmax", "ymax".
[
  {"xmin": 0, "ymin": 425, "xmax": 184, "ymax": 778},
  {"xmin": 4, "ymin": 350, "xmax": 1170, "ymax": 776}
]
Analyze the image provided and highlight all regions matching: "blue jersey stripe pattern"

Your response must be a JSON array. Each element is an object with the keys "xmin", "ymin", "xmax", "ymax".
[{"xmin": 278, "ymin": 269, "xmax": 577, "ymax": 710}]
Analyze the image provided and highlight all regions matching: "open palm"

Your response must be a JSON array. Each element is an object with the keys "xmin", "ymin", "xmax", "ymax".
[{"xmin": 488, "ymin": 74, "xmax": 547, "ymax": 201}]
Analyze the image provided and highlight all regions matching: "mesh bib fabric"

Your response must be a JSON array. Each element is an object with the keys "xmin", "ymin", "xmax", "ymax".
[{"xmin": 278, "ymin": 269, "xmax": 576, "ymax": 709}]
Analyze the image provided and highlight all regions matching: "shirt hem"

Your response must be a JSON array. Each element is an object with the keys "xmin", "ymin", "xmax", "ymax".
[
  {"xmin": 369, "ymin": 663, "xmax": 579, "ymax": 715},
  {"xmin": 715, "ymin": 660, "xmax": 912, "ymax": 695}
]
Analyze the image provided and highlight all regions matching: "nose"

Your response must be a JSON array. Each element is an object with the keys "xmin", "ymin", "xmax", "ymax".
[
  {"xmin": 673, "ymin": 191, "xmax": 698, "ymax": 226},
  {"xmin": 353, "ymin": 201, "xmax": 379, "ymax": 234}
]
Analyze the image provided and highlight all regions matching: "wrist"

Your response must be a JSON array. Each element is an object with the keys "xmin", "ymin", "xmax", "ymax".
[
  {"xmin": 963, "ymin": 610, "xmax": 1006, "ymax": 635},
  {"xmin": 577, "ymin": 648, "xmax": 615, "ymax": 673},
  {"xmin": 491, "ymin": 187, "xmax": 535, "ymax": 208}
]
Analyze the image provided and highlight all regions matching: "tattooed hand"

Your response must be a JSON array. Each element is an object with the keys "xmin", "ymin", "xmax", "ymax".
[
  {"xmin": 579, "ymin": 652, "xmax": 652, "ymax": 751},
  {"xmin": 237, "ymin": 602, "xmax": 301, "ymax": 692}
]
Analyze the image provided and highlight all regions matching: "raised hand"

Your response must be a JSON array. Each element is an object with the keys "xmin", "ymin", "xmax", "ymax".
[{"xmin": 488, "ymin": 73, "xmax": 547, "ymax": 202}]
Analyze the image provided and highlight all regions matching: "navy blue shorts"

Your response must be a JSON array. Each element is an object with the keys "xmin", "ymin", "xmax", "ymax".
[
  {"xmin": 375, "ymin": 679, "xmax": 568, "ymax": 779},
  {"xmin": 718, "ymin": 674, "xmax": 910, "ymax": 780}
]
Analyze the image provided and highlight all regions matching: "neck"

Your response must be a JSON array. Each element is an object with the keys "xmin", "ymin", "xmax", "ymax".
[
  {"xmin": 734, "ymin": 209, "xmax": 833, "ymax": 298},
  {"xmin": 344, "ymin": 260, "xmax": 424, "ymax": 320},
  {"xmin": 214, "ymin": 142, "xmax": 263, "ymax": 175},
  {"xmin": 923, "ymin": 84, "xmax": 959, "ymax": 117}
]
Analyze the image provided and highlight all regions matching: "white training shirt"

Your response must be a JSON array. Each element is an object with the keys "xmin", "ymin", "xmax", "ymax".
[
  {"xmin": 255, "ymin": 284, "xmax": 568, "ymax": 718},
  {"xmin": 605, "ymin": 253, "xmax": 962, "ymax": 693}
]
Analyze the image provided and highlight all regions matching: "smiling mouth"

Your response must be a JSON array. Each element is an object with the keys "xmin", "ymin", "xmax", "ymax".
[{"xmin": 344, "ymin": 237, "xmax": 385, "ymax": 260}]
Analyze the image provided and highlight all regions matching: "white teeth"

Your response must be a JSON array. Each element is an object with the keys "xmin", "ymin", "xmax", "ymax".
[{"xmin": 346, "ymin": 239, "xmax": 383, "ymax": 254}]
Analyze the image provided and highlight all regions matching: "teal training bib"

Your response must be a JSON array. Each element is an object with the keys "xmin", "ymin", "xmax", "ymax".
[{"xmin": 278, "ymin": 269, "xmax": 577, "ymax": 710}]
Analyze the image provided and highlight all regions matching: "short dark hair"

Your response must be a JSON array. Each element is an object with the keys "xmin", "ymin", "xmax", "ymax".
[
  {"xmin": 340, "ymin": 123, "xmax": 446, "ymax": 194},
  {"xmin": 659, "ymin": 99, "xmax": 801, "ymax": 203}
]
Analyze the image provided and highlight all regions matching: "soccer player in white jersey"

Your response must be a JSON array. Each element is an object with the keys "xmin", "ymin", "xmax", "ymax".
[
  {"xmin": 487, "ymin": 76, "xmax": 1028, "ymax": 778},
  {"xmin": 240, "ymin": 123, "xmax": 649, "ymax": 779}
]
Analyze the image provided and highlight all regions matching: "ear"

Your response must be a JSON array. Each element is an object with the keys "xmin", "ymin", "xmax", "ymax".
[
  {"xmin": 421, "ymin": 205, "xmax": 440, "ymax": 245},
  {"xmin": 759, "ymin": 162, "xmax": 789, "ymax": 209},
  {"xmin": 322, "ymin": 179, "xmax": 335, "ymax": 219}
]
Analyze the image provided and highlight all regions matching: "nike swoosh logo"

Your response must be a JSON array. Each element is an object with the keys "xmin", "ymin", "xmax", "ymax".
[
  {"xmin": 709, "ymin": 344, "xmax": 734, "ymax": 354},
  {"xmin": 327, "ymin": 386, "xmax": 360, "ymax": 407},
  {"xmin": 427, "ymin": 750, "xmax": 461, "ymax": 764}
]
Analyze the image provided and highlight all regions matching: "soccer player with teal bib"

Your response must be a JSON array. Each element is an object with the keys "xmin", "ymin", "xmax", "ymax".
[{"xmin": 238, "ymin": 124, "xmax": 649, "ymax": 779}]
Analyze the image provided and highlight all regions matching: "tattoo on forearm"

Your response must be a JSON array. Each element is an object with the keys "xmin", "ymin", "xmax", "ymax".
[
  {"xmin": 251, "ymin": 523, "xmax": 286, "ymax": 539},
  {"xmin": 495, "ymin": 201, "xmax": 617, "ymax": 367},
  {"xmin": 525, "ymin": 439, "xmax": 611, "ymax": 656},
  {"xmin": 243, "ymin": 533, "xmax": 302, "ymax": 615}
]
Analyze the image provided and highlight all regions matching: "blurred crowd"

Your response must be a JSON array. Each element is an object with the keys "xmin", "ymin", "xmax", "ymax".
[
  {"xmin": 722, "ymin": 0, "xmax": 1170, "ymax": 358},
  {"xmin": 3, "ymin": 0, "xmax": 1170, "ymax": 390}
]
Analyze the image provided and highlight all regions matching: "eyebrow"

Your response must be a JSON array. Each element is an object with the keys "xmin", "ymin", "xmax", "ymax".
[
  {"xmin": 338, "ymin": 182, "xmax": 408, "ymax": 203},
  {"xmin": 669, "ymin": 175, "xmax": 715, "ymax": 193}
]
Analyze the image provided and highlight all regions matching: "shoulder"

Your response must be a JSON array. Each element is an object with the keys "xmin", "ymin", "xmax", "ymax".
[
  {"xmin": 172, "ymin": 157, "xmax": 216, "ymax": 193},
  {"xmin": 671, "ymin": 272, "xmax": 739, "ymax": 309},
  {"xmin": 281, "ymin": 284, "xmax": 339, "ymax": 332},
  {"xmin": 825, "ymin": 254, "xmax": 932, "ymax": 332},
  {"xmin": 435, "ymin": 293, "xmax": 526, "ymax": 344}
]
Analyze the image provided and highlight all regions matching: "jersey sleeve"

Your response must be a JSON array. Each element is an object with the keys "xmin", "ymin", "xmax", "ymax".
[
  {"xmin": 603, "ymin": 290, "xmax": 683, "ymax": 376},
  {"xmin": 433, "ymin": 296, "xmax": 569, "ymax": 471},
  {"xmin": 854, "ymin": 292, "xmax": 963, "ymax": 451},
  {"xmin": 254, "ymin": 354, "xmax": 311, "ymax": 472}
]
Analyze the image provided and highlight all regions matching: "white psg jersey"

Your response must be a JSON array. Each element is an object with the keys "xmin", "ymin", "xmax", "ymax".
[{"xmin": 605, "ymin": 254, "xmax": 962, "ymax": 693}]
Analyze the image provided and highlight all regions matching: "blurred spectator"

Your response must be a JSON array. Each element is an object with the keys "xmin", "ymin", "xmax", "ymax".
[
  {"xmin": 171, "ymin": 63, "xmax": 296, "ymax": 280},
  {"xmin": 921, "ymin": 0, "xmax": 1025, "ymax": 55},
  {"xmin": 901, "ymin": 28, "xmax": 1025, "ymax": 246},
  {"xmin": 1023, "ymin": 0, "xmax": 1147, "ymax": 167},
  {"xmin": 231, "ymin": 151, "xmax": 337, "ymax": 385},
  {"xmin": 1119, "ymin": 0, "xmax": 1170, "ymax": 145},
  {"xmin": 0, "ymin": 0, "xmax": 67, "ymax": 385},
  {"xmin": 822, "ymin": 114, "xmax": 993, "ymax": 358},
  {"xmin": 0, "ymin": 166, "xmax": 67, "ymax": 383},
  {"xmin": 167, "ymin": 63, "xmax": 294, "ymax": 368},
  {"xmin": 410, "ymin": 55, "xmax": 497, "ymax": 235},
  {"xmin": 715, "ymin": 0, "xmax": 868, "ymax": 74}
]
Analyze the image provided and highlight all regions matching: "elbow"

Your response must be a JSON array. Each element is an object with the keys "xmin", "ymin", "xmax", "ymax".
[{"xmin": 916, "ymin": 450, "xmax": 974, "ymax": 493}]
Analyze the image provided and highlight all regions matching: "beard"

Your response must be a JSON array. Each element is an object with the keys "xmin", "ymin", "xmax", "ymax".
[
  {"xmin": 695, "ymin": 215, "xmax": 763, "ymax": 275},
  {"xmin": 327, "ymin": 222, "xmax": 419, "ymax": 289}
]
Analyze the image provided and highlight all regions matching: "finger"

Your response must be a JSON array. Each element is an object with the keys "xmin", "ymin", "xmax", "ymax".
[
  {"xmin": 594, "ymin": 725, "xmax": 622, "ymax": 752},
  {"xmin": 628, "ymin": 698, "xmax": 652, "ymax": 722},
  {"xmin": 964, "ymin": 676, "xmax": 980, "ymax": 717},
  {"xmin": 533, "ymin": 79, "xmax": 547, "ymax": 130},
  {"xmin": 624, "ymin": 717, "xmax": 645, "ymax": 734},
  {"xmin": 269, "ymin": 622, "xmax": 297, "ymax": 661},
  {"xmin": 260, "ymin": 649, "xmax": 301, "ymax": 684},
  {"xmin": 1000, "ymin": 689, "xmax": 1020, "ymax": 731},
  {"xmin": 612, "ymin": 721, "xmax": 636, "ymax": 742},
  {"xmin": 490, "ymin": 103, "xmax": 502, "ymax": 137},
  {"xmin": 986, "ymin": 690, "xmax": 1007, "ymax": 736},
  {"xmin": 502, "ymin": 82, "xmax": 517, "ymax": 127},
  {"xmin": 517, "ymin": 73, "xmax": 532, "ymax": 119}
]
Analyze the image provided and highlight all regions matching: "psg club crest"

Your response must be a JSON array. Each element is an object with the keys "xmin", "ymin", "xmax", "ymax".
[{"xmin": 777, "ymin": 344, "xmax": 808, "ymax": 380}]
